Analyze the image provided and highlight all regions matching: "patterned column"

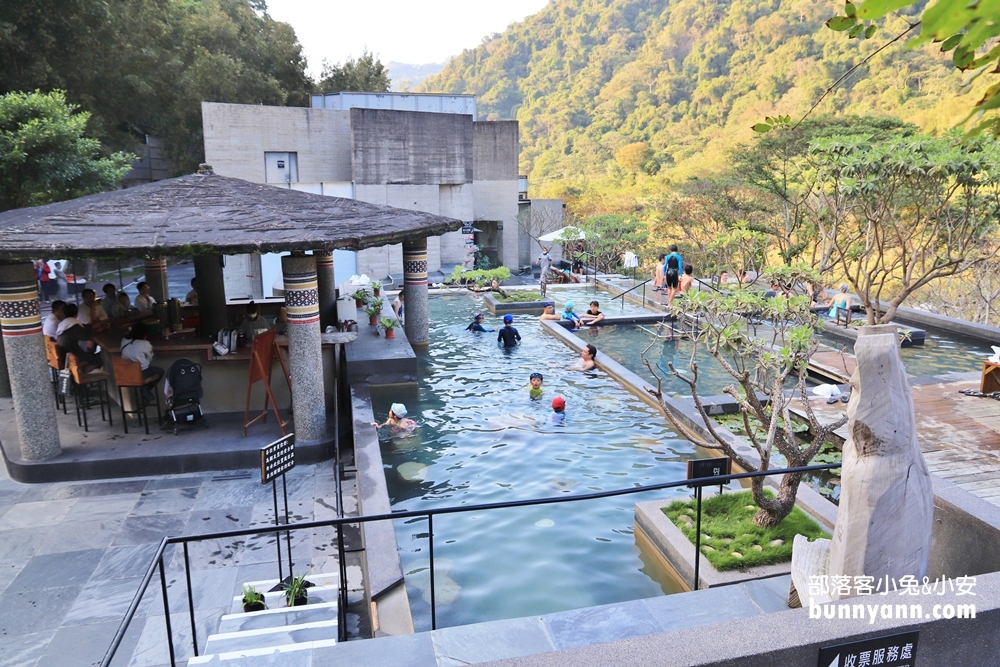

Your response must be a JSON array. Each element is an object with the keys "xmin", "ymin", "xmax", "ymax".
[
  {"xmin": 0, "ymin": 263, "xmax": 61, "ymax": 460},
  {"xmin": 403, "ymin": 238, "xmax": 429, "ymax": 346},
  {"xmin": 314, "ymin": 251, "xmax": 337, "ymax": 330},
  {"xmin": 144, "ymin": 258, "xmax": 169, "ymax": 303},
  {"xmin": 281, "ymin": 255, "xmax": 326, "ymax": 442}
]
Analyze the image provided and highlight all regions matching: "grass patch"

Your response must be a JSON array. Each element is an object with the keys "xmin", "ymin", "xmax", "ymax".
[
  {"xmin": 663, "ymin": 490, "xmax": 829, "ymax": 571},
  {"xmin": 494, "ymin": 291, "xmax": 547, "ymax": 303}
]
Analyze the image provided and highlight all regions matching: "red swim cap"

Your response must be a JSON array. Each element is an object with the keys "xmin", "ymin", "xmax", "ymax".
[{"xmin": 552, "ymin": 396, "xmax": 565, "ymax": 410}]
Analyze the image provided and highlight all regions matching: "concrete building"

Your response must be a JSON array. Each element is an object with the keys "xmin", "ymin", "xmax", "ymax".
[{"xmin": 202, "ymin": 94, "xmax": 523, "ymax": 292}]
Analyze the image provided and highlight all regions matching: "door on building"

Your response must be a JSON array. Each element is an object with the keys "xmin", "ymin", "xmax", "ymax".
[
  {"xmin": 264, "ymin": 152, "xmax": 299, "ymax": 185},
  {"xmin": 474, "ymin": 221, "xmax": 500, "ymax": 268}
]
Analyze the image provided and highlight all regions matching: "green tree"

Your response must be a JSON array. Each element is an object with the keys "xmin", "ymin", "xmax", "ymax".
[
  {"xmin": 0, "ymin": 0, "xmax": 312, "ymax": 175},
  {"xmin": 317, "ymin": 50, "xmax": 391, "ymax": 93},
  {"xmin": 827, "ymin": 0, "xmax": 1000, "ymax": 136},
  {"xmin": 808, "ymin": 132, "xmax": 1000, "ymax": 324},
  {"xmin": 645, "ymin": 265, "xmax": 845, "ymax": 528},
  {"xmin": 0, "ymin": 90, "xmax": 133, "ymax": 212},
  {"xmin": 576, "ymin": 213, "xmax": 648, "ymax": 274}
]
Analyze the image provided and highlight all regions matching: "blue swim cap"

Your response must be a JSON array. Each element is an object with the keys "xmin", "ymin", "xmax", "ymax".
[
  {"xmin": 564, "ymin": 301, "xmax": 574, "ymax": 310},
  {"xmin": 503, "ymin": 314, "xmax": 513, "ymax": 323},
  {"xmin": 474, "ymin": 312, "xmax": 483, "ymax": 319}
]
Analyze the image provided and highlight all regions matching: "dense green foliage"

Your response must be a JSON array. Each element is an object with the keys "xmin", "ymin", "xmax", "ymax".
[
  {"xmin": 0, "ymin": 91, "xmax": 133, "ymax": 211},
  {"xmin": 318, "ymin": 50, "xmax": 391, "ymax": 93},
  {"xmin": 664, "ymin": 490, "xmax": 828, "ymax": 570},
  {"xmin": 421, "ymin": 0, "xmax": 970, "ymax": 188},
  {"xmin": 0, "ymin": 0, "xmax": 311, "ymax": 175}
]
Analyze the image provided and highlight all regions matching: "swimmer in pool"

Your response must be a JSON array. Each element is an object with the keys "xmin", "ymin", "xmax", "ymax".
[
  {"xmin": 372, "ymin": 403, "xmax": 417, "ymax": 432},
  {"xmin": 529, "ymin": 372, "xmax": 544, "ymax": 399}
]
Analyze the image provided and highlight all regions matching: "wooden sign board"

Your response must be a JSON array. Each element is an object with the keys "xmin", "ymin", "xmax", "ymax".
[{"xmin": 260, "ymin": 433, "xmax": 295, "ymax": 484}]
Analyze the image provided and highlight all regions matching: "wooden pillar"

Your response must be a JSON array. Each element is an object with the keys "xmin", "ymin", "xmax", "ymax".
[
  {"xmin": 193, "ymin": 255, "xmax": 227, "ymax": 337},
  {"xmin": 0, "ymin": 262, "xmax": 61, "ymax": 460},
  {"xmin": 281, "ymin": 255, "xmax": 326, "ymax": 442},
  {"xmin": 403, "ymin": 238, "xmax": 429, "ymax": 346}
]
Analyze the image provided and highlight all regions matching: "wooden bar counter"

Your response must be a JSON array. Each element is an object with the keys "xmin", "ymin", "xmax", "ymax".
[{"xmin": 95, "ymin": 327, "xmax": 352, "ymax": 415}]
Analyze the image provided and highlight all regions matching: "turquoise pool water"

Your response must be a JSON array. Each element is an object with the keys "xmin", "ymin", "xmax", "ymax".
[
  {"xmin": 372, "ymin": 292, "xmax": 699, "ymax": 630},
  {"xmin": 544, "ymin": 284, "xmax": 656, "ymax": 316}
]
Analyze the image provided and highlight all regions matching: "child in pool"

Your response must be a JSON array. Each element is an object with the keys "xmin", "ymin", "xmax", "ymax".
[
  {"xmin": 529, "ymin": 372, "xmax": 544, "ymax": 399},
  {"xmin": 372, "ymin": 403, "xmax": 417, "ymax": 431},
  {"xmin": 550, "ymin": 396, "xmax": 567, "ymax": 425}
]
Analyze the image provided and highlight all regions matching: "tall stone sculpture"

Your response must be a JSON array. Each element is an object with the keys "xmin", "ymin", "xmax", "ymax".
[{"xmin": 791, "ymin": 325, "xmax": 933, "ymax": 604}]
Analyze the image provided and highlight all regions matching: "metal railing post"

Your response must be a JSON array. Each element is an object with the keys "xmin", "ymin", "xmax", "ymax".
[
  {"xmin": 693, "ymin": 486, "xmax": 703, "ymax": 591},
  {"xmin": 428, "ymin": 513, "xmax": 437, "ymax": 630},
  {"xmin": 337, "ymin": 523, "xmax": 347, "ymax": 642},
  {"xmin": 158, "ymin": 556, "xmax": 177, "ymax": 667},
  {"xmin": 183, "ymin": 543, "xmax": 198, "ymax": 657}
]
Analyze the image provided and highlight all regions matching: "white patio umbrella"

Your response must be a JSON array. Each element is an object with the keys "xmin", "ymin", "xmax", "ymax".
[{"xmin": 538, "ymin": 226, "xmax": 586, "ymax": 243}]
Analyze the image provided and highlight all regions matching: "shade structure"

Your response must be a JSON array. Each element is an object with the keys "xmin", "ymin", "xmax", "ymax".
[
  {"xmin": 538, "ymin": 226, "xmax": 586, "ymax": 243},
  {"xmin": 0, "ymin": 171, "xmax": 463, "ymax": 260}
]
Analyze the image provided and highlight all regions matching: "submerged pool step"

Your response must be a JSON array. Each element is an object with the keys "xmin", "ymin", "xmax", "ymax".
[{"xmin": 202, "ymin": 617, "xmax": 338, "ymax": 655}]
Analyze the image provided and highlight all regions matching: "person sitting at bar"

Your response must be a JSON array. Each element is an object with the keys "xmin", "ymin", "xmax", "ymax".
[
  {"xmin": 134, "ymin": 281, "xmax": 156, "ymax": 311},
  {"xmin": 101, "ymin": 283, "xmax": 119, "ymax": 315},
  {"xmin": 114, "ymin": 291, "xmax": 136, "ymax": 319},
  {"xmin": 56, "ymin": 303, "xmax": 102, "ymax": 371},
  {"xmin": 185, "ymin": 277, "xmax": 198, "ymax": 305},
  {"xmin": 78, "ymin": 288, "xmax": 109, "ymax": 328},
  {"xmin": 120, "ymin": 322, "xmax": 163, "ymax": 404},
  {"xmin": 237, "ymin": 301, "xmax": 269, "ymax": 344},
  {"xmin": 42, "ymin": 300, "xmax": 66, "ymax": 338}
]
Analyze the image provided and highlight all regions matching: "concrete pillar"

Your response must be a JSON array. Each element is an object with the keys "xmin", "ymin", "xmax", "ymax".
[
  {"xmin": 403, "ymin": 238, "xmax": 429, "ymax": 346},
  {"xmin": 281, "ymin": 255, "xmax": 326, "ymax": 442},
  {"xmin": 0, "ymin": 263, "xmax": 61, "ymax": 460},
  {"xmin": 194, "ymin": 255, "xmax": 228, "ymax": 337},
  {"xmin": 314, "ymin": 251, "xmax": 337, "ymax": 330},
  {"xmin": 0, "ymin": 334, "xmax": 12, "ymax": 398},
  {"xmin": 144, "ymin": 258, "xmax": 169, "ymax": 303}
]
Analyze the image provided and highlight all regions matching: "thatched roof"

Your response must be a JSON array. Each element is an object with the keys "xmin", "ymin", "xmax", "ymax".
[{"xmin": 0, "ymin": 171, "xmax": 463, "ymax": 259}]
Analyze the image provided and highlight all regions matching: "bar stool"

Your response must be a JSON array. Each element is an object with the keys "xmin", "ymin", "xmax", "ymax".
[
  {"xmin": 111, "ymin": 356, "xmax": 162, "ymax": 435},
  {"xmin": 66, "ymin": 353, "xmax": 112, "ymax": 432},
  {"xmin": 43, "ymin": 337, "xmax": 67, "ymax": 413}
]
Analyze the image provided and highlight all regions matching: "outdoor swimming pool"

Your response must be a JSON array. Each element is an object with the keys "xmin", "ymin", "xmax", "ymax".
[
  {"xmin": 544, "ymin": 283, "xmax": 655, "ymax": 317},
  {"xmin": 371, "ymin": 292, "xmax": 700, "ymax": 630},
  {"xmin": 818, "ymin": 326, "xmax": 995, "ymax": 377}
]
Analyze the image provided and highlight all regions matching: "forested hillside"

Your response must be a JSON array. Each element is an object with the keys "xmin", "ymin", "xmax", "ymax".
[
  {"xmin": 0, "ymin": 0, "xmax": 311, "ymax": 175},
  {"xmin": 421, "ymin": 0, "xmax": 970, "ymax": 191}
]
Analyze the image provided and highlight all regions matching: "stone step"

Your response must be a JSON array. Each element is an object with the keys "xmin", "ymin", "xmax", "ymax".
[
  {"xmin": 203, "ymin": 617, "xmax": 338, "ymax": 655},
  {"xmin": 218, "ymin": 601, "xmax": 339, "ymax": 634},
  {"xmin": 228, "ymin": 582, "xmax": 340, "ymax": 616},
  {"xmin": 187, "ymin": 638, "xmax": 338, "ymax": 665}
]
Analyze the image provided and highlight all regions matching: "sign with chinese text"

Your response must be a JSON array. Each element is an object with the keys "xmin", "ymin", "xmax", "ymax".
[
  {"xmin": 817, "ymin": 631, "xmax": 919, "ymax": 667},
  {"xmin": 686, "ymin": 456, "xmax": 731, "ymax": 485},
  {"xmin": 260, "ymin": 433, "xmax": 295, "ymax": 484},
  {"xmin": 461, "ymin": 222, "xmax": 476, "ymax": 235}
]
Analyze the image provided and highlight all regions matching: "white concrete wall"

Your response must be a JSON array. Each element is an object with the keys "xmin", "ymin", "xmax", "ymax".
[
  {"xmin": 354, "ymin": 184, "xmax": 442, "ymax": 279},
  {"xmin": 439, "ymin": 184, "xmax": 474, "ymax": 266},
  {"xmin": 202, "ymin": 103, "xmax": 352, "ymax": 183},
  {"xmin": 473, "ymin": 180, "xmax": 519, "ymax": 269}
]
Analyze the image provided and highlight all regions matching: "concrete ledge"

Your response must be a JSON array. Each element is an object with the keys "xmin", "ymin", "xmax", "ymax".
[
  {"xmin": 350, "ymin": 384, "xmax": 413, "ymax": 636},
  {"xmin": 820, "ymin": 318, "xmax": 926, "ymax": 347},
  {"xmin": 635, "ymin": 499, "xmax": 792, "ymax": 591},
  {"xmin": 893, "ymin": 303, "xmax": 1000, "ymax": 342},
  {"xmin": 483, "ymin": 292, "xmax": 553, "ymax": 315},
  {"xmin": 345, "ymin": 307, "xmax": 417, "ymax": 385}
]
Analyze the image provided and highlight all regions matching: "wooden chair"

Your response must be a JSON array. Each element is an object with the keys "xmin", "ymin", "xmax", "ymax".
[
  {"xmin": 66, "ymin": 353, "xmax": 112, "ymax": 432},
  {"xmin": 111, "ymin": 356, "xmax": 161, "ymax": 434},
  {"xmin": 835, "ymin": 306, "xmax": 852, "ymax": 327},
  {"xmin": 43, "ymin": 337, "xmax": 67, "ymax": 413}
]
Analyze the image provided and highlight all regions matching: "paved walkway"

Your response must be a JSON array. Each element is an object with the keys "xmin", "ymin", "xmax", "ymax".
[{"xmin": 0, "ymin": 459, "xmax": 348, "ymax": 667}]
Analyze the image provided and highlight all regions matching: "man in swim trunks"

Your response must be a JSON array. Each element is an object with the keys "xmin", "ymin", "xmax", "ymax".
[{"xmin": 663, "ymin": 244, "xmax": 683, "ymax": 306}]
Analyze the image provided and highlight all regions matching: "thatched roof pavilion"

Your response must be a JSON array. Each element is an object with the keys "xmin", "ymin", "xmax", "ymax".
[{"xmin": 0, "ymin": 170, "xmax": 462, "ymax": 259}]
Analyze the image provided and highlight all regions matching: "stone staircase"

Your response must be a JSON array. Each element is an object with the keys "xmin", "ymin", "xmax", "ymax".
[{"xmin": 187, "ymin": 571, "xmax": 339, "ymax": 664}]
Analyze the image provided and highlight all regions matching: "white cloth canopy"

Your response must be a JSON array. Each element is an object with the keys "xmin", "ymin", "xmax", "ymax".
[{"xmin": 538, "ymin": 226, "xmax": 586, "ymax": 243}]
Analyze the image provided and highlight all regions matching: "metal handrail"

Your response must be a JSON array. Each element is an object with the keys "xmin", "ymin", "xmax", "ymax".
[
  {"xmin": 101, "ymin": 462, "xmax": 840, "ymax": 666},
  {"xmin": 610, "ymin": 277, "xmax": 654, "ymax": 310}
]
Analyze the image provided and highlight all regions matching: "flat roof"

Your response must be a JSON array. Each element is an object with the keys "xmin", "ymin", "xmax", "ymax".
[{"xmin": 0, "ymin": 171, "xmax": 462, "ymax": 260}]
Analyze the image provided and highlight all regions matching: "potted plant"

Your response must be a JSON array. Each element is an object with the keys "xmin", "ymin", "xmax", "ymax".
[
  {"xmin": 379, "ymin": 316, "xmax": 399, "ymax": 339},
  {"xmin": 364, "ymin": 298, "xmax": 384, "ymax": 326},
  {"xmin": 371, "ymin": 280, "xmax": 383, "ymax": 297},
  {"xmin": 242, "ymin": 584, "xmax": 266, "ymax": 613},
  {"xmin": 284, "ymin": 572, "xmax": 309, "ymax": 607},
  {"xmin": 351, "ymin": 289, "xmax": 369, "ymax": 308}
]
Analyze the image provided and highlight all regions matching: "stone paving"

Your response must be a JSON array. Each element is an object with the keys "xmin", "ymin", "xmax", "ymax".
[{"xmin": 0, "ymin": 459, "xmax": 350, "ymax": 667}]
